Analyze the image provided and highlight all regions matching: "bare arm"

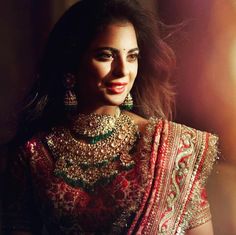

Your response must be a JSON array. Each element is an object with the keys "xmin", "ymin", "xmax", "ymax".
[{"xmin": 186, "ymin": 220, "xmax": 214, "ymax": 235}]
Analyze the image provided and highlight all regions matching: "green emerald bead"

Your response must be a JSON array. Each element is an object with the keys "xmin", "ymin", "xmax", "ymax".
[{"xmin": 87, "ymin": 130, "xmax": 114, "ymax": 144}]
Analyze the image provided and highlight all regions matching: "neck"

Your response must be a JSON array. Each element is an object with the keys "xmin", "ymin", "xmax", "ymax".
[{"xmin": 77, "ymin": 104, "xmax": 119, "ymax": 116}]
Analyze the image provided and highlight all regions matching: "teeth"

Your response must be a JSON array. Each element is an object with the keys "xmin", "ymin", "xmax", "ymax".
[{"xmin": 115, "ymin": 85, "xmax": 123, "ymax": 89}]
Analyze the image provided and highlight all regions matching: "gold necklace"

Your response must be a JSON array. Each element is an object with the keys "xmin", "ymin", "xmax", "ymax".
[
  {"xmin": 70, "ymin": 108, "xmax": 121, "ymax": 137},
  {"xmin": 46, "ymin": 112, "xmax": 139, "ymax": 191}
]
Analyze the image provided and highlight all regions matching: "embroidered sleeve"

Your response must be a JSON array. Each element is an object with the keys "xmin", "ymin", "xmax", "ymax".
[
  {"xmin": 187, "ymin": 133, "xmax": 219, "ymax": 229},
  {"xmin": 2, "ymin": 149, "xmax": 41, "ymax": 233}
]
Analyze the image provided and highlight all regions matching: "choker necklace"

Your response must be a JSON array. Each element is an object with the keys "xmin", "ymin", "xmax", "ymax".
[
  {"xmin": 70, "ymin": 108, "xmax": 120, "ymax": 137},
  {"xmin": 46, "ymin": 111, "xmax": 139, "ymax": 191}
]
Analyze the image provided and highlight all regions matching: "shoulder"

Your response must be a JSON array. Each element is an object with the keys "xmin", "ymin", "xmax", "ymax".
[
  {"xmin": 166, "ymin": 120, "xmax": 219, "ymax": 161},
  {"xmin": 156, "ymin": 119, "xmax": 219, "ymax": 184},
  {"xmin": 124, "ymin": 112, "xmax": 219, "ymax": 158},
  {"xmin": 154, "ymin": 119, "xmax": 218, "ymax": 147},
  {"xmin": 123, "ymin": 111, "xmax": 149, "ymax": 134}
]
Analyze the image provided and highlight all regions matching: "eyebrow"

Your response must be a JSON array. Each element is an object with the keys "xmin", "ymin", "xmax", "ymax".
[{"xmin": 94, "ymin": 47, "xmax": 139, "ymax": 54}]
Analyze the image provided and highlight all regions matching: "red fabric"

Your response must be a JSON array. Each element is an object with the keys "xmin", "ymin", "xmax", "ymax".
[{"xmin": 3, "ymin": 120, "xmax": 217, "ymax": 234}]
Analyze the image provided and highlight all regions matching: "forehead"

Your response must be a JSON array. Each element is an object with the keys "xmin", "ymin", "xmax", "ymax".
[{"xmin": 89, "ymin": 22, "xmax": 138, "ymax": 50}]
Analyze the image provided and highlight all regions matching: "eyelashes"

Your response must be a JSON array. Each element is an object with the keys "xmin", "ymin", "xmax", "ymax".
[
  {"xmin": 127, "ymin": 53, "xmax": 139, "ymax": 62},
  {"xmin": 95, "ymin": 52, "xmax": 114, "ymax": 61},
  {"xmin": 95, "ymin": 51, "xmax": 140, "ymax": 62}
]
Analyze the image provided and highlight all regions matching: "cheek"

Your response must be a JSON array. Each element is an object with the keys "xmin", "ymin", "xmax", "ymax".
[
  {"xmin": 131, "ymin": 63, "xmax": 138, "ymax": 81},
  {"xmin": 89, "ymin": 61, "xmax": 111, "ymax": 82}
]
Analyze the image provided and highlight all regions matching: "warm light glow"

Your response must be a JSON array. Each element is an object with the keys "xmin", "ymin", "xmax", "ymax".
[{"xmin": 230, "ymin": 38, "xmax": 236, "ymax": 83}]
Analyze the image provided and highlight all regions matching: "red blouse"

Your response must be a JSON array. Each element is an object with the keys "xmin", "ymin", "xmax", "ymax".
[{"xmin": 3, "ymin": 119, "xmax": 218, "ymax": 234}]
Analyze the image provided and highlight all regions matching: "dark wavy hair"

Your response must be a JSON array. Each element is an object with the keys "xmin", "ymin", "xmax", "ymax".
[{"xmin": 22, "ymin": 0, "xmax": 176, "ymax": 137}]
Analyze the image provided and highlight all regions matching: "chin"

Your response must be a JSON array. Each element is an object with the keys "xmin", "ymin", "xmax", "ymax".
[{"xmin": 103, "ymin": 94, "xmax": 127, "ymax": 106}]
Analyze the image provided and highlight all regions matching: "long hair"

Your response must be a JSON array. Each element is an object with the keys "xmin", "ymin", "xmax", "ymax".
[{"xmin": 21, "ymin": 0, "xmax": 176, "ymax": 139}]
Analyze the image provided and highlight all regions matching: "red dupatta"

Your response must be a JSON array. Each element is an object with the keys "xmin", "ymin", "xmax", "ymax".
[{"xmin": 128, "ymin": 119, "xmax": 218, "ymax": 235}]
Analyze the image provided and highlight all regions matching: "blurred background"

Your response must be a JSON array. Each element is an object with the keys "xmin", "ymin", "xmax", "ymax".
[{"xmin": 0, "ymin": 0, "xmax": 236, "ymax": 234}]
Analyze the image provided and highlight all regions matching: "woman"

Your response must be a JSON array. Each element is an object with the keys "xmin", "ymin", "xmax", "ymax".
[{"xmin": 3, "ymin": 0, "xmax": 218, "ymax": 234}]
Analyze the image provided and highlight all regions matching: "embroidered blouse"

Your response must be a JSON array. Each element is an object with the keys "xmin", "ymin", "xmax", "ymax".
[{"xmin": 2, "ymin": 119, "xmax": 218, "ymax": 234}]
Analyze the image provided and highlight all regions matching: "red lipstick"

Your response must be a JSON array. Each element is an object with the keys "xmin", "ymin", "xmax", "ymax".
[{"xmin": 106, "ymin": 82, "xmax": 128, "ymax": 94}]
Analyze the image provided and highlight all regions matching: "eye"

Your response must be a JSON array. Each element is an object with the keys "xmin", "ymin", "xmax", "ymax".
[
  {"xmin": 127, "ymin": 53, "xmax": 139, "ymax": 62},
  {"xmin": 95, "ymin": 51, "xmax": 114, "ymax": 61}
]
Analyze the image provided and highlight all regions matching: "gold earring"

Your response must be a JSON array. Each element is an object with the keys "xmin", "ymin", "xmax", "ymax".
[
  {"xmin": 120, "ymin": 93, "xmax": 133, "ymax": 110},
  {"xmin": 63, "ymin": 73, "xmax": 78, "ymax": 111}
]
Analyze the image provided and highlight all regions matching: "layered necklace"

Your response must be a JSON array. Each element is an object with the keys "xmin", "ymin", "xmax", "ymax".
[{"xmin": 46, "ymin": 109, "xmax": 140, "ymax": 191}]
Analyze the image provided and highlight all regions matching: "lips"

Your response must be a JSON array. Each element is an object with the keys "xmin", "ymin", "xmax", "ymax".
[{"xmin": 106, "ymin": 82, "xmax": 128, "ymax": 94}]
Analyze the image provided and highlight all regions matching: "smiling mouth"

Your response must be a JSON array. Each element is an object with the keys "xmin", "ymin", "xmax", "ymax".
[{"xmin": 105, "ymin": 82, "xmax": 128, "ymax": 94}]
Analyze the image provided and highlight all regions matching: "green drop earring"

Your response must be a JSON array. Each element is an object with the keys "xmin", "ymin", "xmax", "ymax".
[{"xmin": 120, "ymin": 93, "xmax": 133, "ymax": 111}]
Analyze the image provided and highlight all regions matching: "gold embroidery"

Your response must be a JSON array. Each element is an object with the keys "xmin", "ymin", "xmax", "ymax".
[
  {"xmin": 157, "ymin": 123, "xmax": 218, "ymax": 234},
  {"xmin": 201, "ymin": 134, "xmax": 219, "ymax": 185},
  {"xmin": 177, "ymin": 132, "xmax": 219, "ymax": 232},
  {"xmin": 158, "ymin": 123, "xmax": 197, "ymax": 234},
  {"xmin": 45, "ymin": 113, "xmax": 139, "ymax": 190}
]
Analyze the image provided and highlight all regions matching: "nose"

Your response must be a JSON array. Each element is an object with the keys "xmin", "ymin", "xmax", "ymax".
[{"xmin": 112, "ymin": 56, "xmax": 129, "ymax": 78}]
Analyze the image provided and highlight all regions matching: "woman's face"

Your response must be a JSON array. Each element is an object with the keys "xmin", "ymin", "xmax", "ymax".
[{"xmin": 78, "ymin": 22, "xmax": 139, "ymax": 108}]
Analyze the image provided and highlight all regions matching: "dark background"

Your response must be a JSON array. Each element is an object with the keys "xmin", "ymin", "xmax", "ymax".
[{"xmin": 1, "ymin": 0, "xmax": 236, "ymax": 234}]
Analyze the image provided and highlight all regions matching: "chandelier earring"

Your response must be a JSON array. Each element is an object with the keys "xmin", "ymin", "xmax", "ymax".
[
  {"xmin": 120, "ymin": 93, "xmax": 133, "ymax": 111},
  {"xmin": 63, "ymin": 73, "xmax": 78, "ymax": 111}
]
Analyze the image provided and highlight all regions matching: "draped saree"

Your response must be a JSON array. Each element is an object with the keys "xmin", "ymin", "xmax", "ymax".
[
  {"xmin": 2, "ymin": 118, "xmax": 218, "ymax": 234},
  {"xmin": 128, "ymin": 119, "xmax": 218, "ymax": 234}
]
